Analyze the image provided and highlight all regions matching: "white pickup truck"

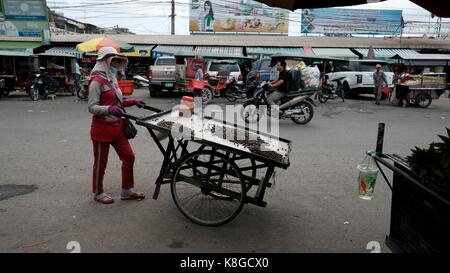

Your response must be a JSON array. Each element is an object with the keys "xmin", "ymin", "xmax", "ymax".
[
  {"xmin": 147, "ymin": 56, "xmax": 176, "ymax": 97},
  {"xmin": 325, "ymin": 59, "xmax": 395, "ymax": 98}
]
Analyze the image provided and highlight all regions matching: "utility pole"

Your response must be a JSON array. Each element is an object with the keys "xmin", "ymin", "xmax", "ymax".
[{"xmin": 171, "ymin": 0, "xmax": 175, "ymax": 35}]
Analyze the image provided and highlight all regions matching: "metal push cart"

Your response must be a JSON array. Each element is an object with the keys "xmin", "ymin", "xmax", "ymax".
[{"xmin": 125, "ymin": 105, "xmax": 291, "ymax": 226}]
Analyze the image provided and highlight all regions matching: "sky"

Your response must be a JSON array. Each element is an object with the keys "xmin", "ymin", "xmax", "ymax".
[{"xmin": 46, "ymin": 0, "xmax": 449, "ymax": 35}]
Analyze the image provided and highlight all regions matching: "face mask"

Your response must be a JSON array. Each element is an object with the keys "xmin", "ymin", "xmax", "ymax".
[{"xmin": 110, "ymin": 66, "xmax": 118, "ymax": 75}]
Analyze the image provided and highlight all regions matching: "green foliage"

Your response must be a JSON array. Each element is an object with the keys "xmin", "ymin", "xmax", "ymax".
[{"xmin": 407, "ymin": 128, "xmax": 450, "ymax": 197}]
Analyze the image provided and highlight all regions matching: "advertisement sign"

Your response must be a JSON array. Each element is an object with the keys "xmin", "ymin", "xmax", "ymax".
[
  {"xmin": 0, "ymin": 0, "xmax": 49, "ymax": 37},
  {"xmin": 301, "ymin": 8, "xmax": 402, "ymax": 35},
  {"xmin": 4, "ymin": 0, "xmax": 47, "ymax": 20},
  {"xmin": 190, "ymin": 0, "xmax": 289, "ymax": 34}
]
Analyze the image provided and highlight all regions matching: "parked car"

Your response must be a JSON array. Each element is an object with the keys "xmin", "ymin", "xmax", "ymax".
[
  {"xmin": 246, "ymin": 58, "xmax": 271, "ymax": 84},
  {"xmin": 205, "ymin": 60, "xmax": 244, "ymax": 85},
  {"xmin": 147, "ymin": 56, "xmax": 176, "ymax": 97},
  {"xmin": 325, "ymin": 59, "xmax": 395, "ymax": 98}
]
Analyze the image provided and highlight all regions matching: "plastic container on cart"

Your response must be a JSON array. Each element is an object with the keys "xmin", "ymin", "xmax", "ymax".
[
  {"xmin": 357, "ymin": 152, "xmax": 379, "ymax": 200},
  {"xmin": 118, "ymin": 80, "xmax": 134, "ymax": 96}
]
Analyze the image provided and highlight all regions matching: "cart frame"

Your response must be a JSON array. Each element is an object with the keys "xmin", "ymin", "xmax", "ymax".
[{"xmin": 125, "ymin": 106, "xmax": 291, "ymax": 226}]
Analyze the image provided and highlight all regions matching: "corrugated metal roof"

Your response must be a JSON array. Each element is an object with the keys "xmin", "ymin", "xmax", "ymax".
[
  {"xmin": 354, "ymin": 48, "xmax": 420, "ymax": 58},
  {"xmin": 46, "ymin": 47, "xmax": 84, "ymax": 59},
  {"xmin": 392, "ymin": 53, "xmax": 450, "ymax": 60},
  {"xmin": 391, "ymin": 53, "xmax": 450, "ymax": 66},
  {"xmin": 0, "ymin": 51, "xmax": 33, "ymax": 57},
  {"xmin": 50, "ymin": 34, "xmax": 450, "ymax": 50},
  {"xmin": 194, "ymin": 46, "xmax": 244, "ymax": 57},
  {"xmin": 246, "ymin": 47, "xmax": 305, "ymax": 56},
  {"xmin": 153, "ymin": 45, "xmax": 194, "ymax": 54},
  {"xmin": 312, "ymin": 48, "xmax": 358, "ymax": 59}
]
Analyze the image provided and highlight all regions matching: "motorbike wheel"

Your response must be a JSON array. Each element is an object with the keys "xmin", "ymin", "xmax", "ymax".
[
  {"xmin": 30, "ymin": 86, "xmax": 39, "ymax": 101},
  {"xmin": 291, "ymin": 102, "xmax": 314, "ymax": 125},
  {"xmin": 1, "ymin": 89, "xmax": 10, "ymax": 97},
  {"xmin": 225, "ymin": 88, "xmax": 238, "ymax": 102},
  {"xmin": 77, "ymin": 86, "xmax": 87, "ymax": 100},
  {"xmin": 318, "ymin": 92, "xmax": 329, "ymax": 103}
]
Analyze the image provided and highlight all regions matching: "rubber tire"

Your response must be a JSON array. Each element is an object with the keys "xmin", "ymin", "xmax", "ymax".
[
  {"xmin": 318, "ymin": 92, "xmax": 329, "ymax": 103},
  {"xmin": 171, "ymin": 150, "xmax": 245, "ymax": 227},
  {"xmin": 1, "ymin": 89, "xmax": 10, "ymax": 97},
  {"xmin": 201, "ymin": 87, "xmax": 213, "ymax": 104},
  {"xmin": 343, "ymin": 82, "xmax": 352, "ymax": 98},
  {"xmin": 149, "ymin": 85, "xmax": 161, "ymax": 98},
  {"xmin": 414, "ymin": 92, "xmax": 432, "ymax": 108},
  {"xmin": 30, "ymin": 86, "xmax": 39, "ymax": 101},
  {"xmin": 76, "ymin": 87, "xmax": 87, "ymax": 100},
  {"xmin": 291, "ymin": 101, "xmax": 314, "ymax": 125}
]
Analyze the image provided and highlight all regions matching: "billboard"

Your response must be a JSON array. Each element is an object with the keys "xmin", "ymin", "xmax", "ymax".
[
  {"xmin": 301, "ymin": 8, "xmax": 403, "ymax": 35},
  {"xmin": 0, "ymin": 0, "xmax": 49, "ymax": 37},
  {"xmin": 189, "ymin": 0, "xmax": 289, "ymax": 34}
]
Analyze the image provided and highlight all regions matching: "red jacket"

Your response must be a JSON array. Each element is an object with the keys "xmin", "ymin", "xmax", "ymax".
[{"xmin": 89, "ymin": 76, "xmax": 135, "ymax": 142}]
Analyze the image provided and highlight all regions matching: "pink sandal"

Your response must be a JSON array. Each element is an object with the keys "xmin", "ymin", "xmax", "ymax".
[
  {"xmin": 94, "ymin": 194, "xmax": 114, "ymax": 204},
  {"xmin": 121, "ymin": 192, "xmax": 145, "ymax": 201}
]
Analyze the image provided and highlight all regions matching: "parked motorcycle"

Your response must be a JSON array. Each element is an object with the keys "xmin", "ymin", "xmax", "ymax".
[
  {"xmin": 317, "ymin": 77, "xmax": 345, "ymax": 103},
  {"xmin": 242, "ymin": 82, "xmax": 316, "ymax": 125},
  {"xmin": 28, "ymin": 68, "xmax": 59, "ymax": 101},
  {"xmin": 133, "ymin": 75, "xmax": 149, "ymax": 89},
  {"xmin": 224, "ymin": 77, "xmax": 256, "ymax": 102}
]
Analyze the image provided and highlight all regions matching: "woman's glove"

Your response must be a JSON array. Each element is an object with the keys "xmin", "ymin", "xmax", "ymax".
[
  {"xmin": 108, "ymin": 105, "xmax": 124, "ymax": 117},
  {"xmin": 135, "ymin": 99, "xmax": 145, "ymax": 108}
]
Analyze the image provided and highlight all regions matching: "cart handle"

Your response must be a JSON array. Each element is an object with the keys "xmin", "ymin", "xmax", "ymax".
[
  {"xmin": 143, "ymin": 104, "xmax": 163, "ymax": 113},
  {"xmin": 122, "ymin": 113, "xmax": 139, "ymax": 121},
  {"xmin": 122, "ymin": 104, "xmax": 163, "ymax": 121}
]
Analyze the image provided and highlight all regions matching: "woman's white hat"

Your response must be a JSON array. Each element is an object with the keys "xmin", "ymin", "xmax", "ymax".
[{"xmin": 97, "ymin": 47, "xmax": 118, "ymax": 61}]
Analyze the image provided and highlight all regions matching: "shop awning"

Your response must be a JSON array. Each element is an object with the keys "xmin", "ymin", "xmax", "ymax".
[
  {"xmin": 0, "ymin": 41, "xmax": 41, "ymax": 52},
  {"xmin": 0, "ymin": 51, "xmax": 34, "ymax": 57},
  {"xmin": 194, "ymin": 46, "xmax": 244, "ymax": 57},
  {"xmin": 354, "ymin": 48, "xmax": 420, "ymax": 59},
  {"xmin": 152, "ymin": 45, "xmax": 194, "ymax": 58},
  {"xmin": 45, "ymin": 47, "xmax": 84, "ymax": 59},
  {"xmin": 391, "ymin": 53, "xmax": 450, "ymax": 66},
  {"xmin": 312, "ymin": 48, "xmax": 358, "ymax": 59},
  {"xmin": 246, "ymin": 47, "xmax": 306, "ymax": 57},
  {"xmin": 123, "ymin": 45, "xmax": 154, "ymax": 57}
]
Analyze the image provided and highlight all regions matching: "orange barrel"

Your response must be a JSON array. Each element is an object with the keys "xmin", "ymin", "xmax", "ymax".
[
  {"xmin": 118, "ymin": 80, "xmax": 134, "ymax": 96},
  {"xmin": 179, "ymin": 96, "xmax": 194, "ymax": 117}
]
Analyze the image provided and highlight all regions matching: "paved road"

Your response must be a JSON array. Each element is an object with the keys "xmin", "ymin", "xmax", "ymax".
[{"xmin": 0, "ymin": 89, "xmax": 449, "ymax": 253}]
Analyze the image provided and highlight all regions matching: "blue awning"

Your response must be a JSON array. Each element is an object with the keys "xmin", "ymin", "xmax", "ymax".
[{"xmin": 45, "ymin": 47, "xmax": 84, "ymax": 59}]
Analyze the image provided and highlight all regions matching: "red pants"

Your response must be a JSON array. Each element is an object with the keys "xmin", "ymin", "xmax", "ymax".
[{"xmin": 92, "ymin": 134, "xmax": 135, "ymax": 193}]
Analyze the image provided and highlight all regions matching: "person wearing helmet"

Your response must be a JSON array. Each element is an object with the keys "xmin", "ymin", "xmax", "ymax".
[
  {"xmin": 373, "ymin": 64, "xmax": 388, "ymax": 105},
  {"xmin": 88, "ymin": 47, "xmax": 146, "ymax": 204}
]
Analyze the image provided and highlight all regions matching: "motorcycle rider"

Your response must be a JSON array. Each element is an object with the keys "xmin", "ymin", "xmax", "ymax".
[{"xmin": 267, "ymin": 60, "xmax": 289, "ymax": 113}]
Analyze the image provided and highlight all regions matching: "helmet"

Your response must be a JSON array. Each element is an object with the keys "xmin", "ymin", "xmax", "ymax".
[
  {"xmin": 375, "ymin": 64, "xmax": 382, "ymax": 69},
  {"xmin": 97, "ymin": 47, "xmax": 118, "ymax": 61}
]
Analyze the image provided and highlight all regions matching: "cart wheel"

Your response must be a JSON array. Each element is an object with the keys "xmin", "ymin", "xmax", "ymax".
[
  {"xmin": 414, "ymin": 93, "xmax": 432, "ymax": 108},
  {"xmin": 171, "ymin": 150, "xmax": 245, "ymax": 226}
]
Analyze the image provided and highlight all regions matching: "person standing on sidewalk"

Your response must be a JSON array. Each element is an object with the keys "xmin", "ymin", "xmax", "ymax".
[
  {"xmin": 88, "ymin": 47, "xmax": 146, "ymax": 204},
  {"xmin": 373, "ymin": 64, "xmax": 388, "ymax": 105}
]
